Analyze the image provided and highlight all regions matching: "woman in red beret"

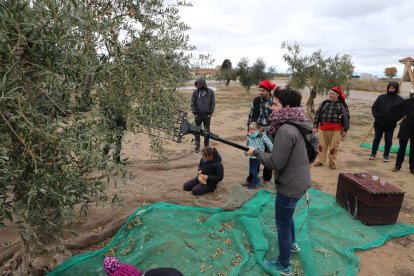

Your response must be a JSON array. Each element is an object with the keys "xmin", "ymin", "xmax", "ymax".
[{"xmin": 312, "ymin": 86, "xmax": 350, "ymax": 169}]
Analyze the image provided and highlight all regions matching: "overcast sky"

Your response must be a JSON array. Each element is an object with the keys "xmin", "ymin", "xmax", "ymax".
[{"xmin": 178, "ymin": 0, "xmax": 414, "ymax": 77}]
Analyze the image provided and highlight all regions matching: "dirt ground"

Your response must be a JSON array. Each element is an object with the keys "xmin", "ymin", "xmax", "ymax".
[{"xmin": 1, "ymin": 79, "xmax": 413, "ymax": 275}]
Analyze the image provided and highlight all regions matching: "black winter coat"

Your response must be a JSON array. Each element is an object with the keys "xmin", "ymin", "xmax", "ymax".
[
  {"xmin": 389, "ymin": 97, "xmax": 414, "ymax": 140},
  {"xmin": 197, "ymin": 154, "xmax": 224, "ymax": 189},
  {"xmin": 191, "ymin": 88, "xmax": 215, "ymax": 116},
  {"xmin": 371, "ymin": 92, "xmax": 403, "ymax": 129}
]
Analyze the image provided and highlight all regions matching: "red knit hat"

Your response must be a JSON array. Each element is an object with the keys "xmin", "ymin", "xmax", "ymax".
[
  {"xmin": 259, "ymin": 80, "xmax": 276, "ymax": 92},
  {"xmin": 331, "ymin": 86, "xmax": 346, "ymax": 101},
  {"xmin": 103, "ymin": 257, "xmax": 142, "ymax": 276}
]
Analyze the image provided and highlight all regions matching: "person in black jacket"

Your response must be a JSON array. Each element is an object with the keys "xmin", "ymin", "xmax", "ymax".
[
  {"xmin": 191, "ymin": 78, "xmax": 215, "ymax": 153},
  {"xmin": 369, "ymin": 81, "xmax": 403, "ymax": 162},
  {"xmin": 245, "ymin": 80, "xmax": 276, "ymax": 185},
  {"xmin": 389, "ymin": 92, "xmax": 414, "ymax": 174},
  {"xmin": 183, "ymin": 146, "xmax": 224, "ymax": 196}
]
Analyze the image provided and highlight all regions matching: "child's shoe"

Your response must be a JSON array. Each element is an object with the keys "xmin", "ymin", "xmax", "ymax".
[
  {"xmin": 291, "ymin": 242, "xmax": 301, "ymax": 253},
  {"xmin": 263, "ymin": 259, "xmax": 292, "ymax": 276},
  {"xmin": 247, "ymin": 185, "xmax": 259, "ymax": 189}
]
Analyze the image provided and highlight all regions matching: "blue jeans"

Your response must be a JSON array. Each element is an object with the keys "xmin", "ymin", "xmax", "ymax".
[
  {"xmin": 248, "ymin": 158, "xmax": 260, "ymax": 188},
  {"xmin": 275, "ymin": 192, "xmax": 301, "ymax": 267},
  {"xmin": 371, "ymin": 126, "xmax": 395, "ymax": 158}
]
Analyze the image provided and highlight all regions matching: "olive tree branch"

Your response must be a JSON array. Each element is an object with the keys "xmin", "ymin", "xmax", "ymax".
[{"xmin": 0, "ymin": 112, "xmax": 38, "ymax": 172}]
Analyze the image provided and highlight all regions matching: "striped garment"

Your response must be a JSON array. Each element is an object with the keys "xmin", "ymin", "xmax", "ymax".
[{"xmin": 246, "ymin": 133, "xmax": 273, "ymax": 159}]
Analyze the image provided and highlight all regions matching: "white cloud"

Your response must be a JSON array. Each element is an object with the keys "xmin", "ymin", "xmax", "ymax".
[{"xmin": 178, "ymin": 0, "xmax": 414, "ymax": 77}]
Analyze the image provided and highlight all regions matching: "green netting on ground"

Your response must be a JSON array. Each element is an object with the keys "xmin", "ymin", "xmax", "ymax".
[
  {"xmin": 49, "ymin": 189, "xmax": 414, "ymax": 276},
  {"xmin": 360, "ymin": 143, "xmax": 410, "ymax": 156}
]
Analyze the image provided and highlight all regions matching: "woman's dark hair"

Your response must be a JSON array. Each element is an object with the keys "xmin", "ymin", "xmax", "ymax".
[
  {"xmin": 202, "ymin": 146, "xmax": 218, "ymax": 159},
  {"xmin": 273, "ymin": 88, "xmax": 302, "ymax": 107}
]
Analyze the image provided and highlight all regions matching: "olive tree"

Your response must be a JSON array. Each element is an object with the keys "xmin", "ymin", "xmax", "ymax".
[
  {"xmin": 237, "ymin": 57, "xmax": 271, "ymax": 93},
  {"xmin": 218, "ymin": 59, "xmax": 237, "ymax": 86},
  {"xmin": 0, "ymin": 0, "xmax": 193, "ymax": 274},
  {"xmin": 282, "ymin": 41, "xmax": 354, "ymax": 121}
]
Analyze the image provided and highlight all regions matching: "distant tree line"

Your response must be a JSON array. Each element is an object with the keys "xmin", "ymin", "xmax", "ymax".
[
  {"xmin": 215, "ymin": 57, "xmax": 275, "ymax": 93},
  {"xmin": 215, "ymin": 42, "xmax": 355, "ymax": 121}
]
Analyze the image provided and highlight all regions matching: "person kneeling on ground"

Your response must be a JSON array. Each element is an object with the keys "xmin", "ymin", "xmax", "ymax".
[{"xmin": 183, "ymin": 146, "xmax": 224, "ymax": 196}]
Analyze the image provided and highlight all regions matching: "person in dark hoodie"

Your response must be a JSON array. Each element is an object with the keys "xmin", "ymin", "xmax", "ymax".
[
  {"xmin": 191, "ymin": 78, "xmax": 215, "ymax": 153},
  {"xmin": 246, "ymin": 88, "xmax": 318, "ymax": 276},
  {"xmin": 370, "ymin": 81, "xmax": 404, "ymax": 161},
  {"xmin": 183, "ymin": 146, "xmax": 224, "ymax": 196},
  {"xmin": 389, "ymin": 91, "xmax": 414, "ymax": 174}
]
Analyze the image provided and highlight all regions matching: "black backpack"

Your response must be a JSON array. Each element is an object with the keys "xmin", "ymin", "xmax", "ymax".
[{"xmin": 283, "ymin": 122, "xmax": 318, "ymax": 163}]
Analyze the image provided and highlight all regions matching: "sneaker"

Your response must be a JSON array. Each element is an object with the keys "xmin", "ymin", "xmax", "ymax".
[
  {"xmin": 194, "ymin": 148, "xmax": 200, "ymax": 153},
  {"xmin": 291, "ymin": 242, "xmax": 301, "ymax": 253},
  {"xmin": 247, "ymin": 186, "xmax": 259, "ymax": 189},
  {"xmin": 264, "ymin": 259, "xmax": 292, "ymax": 276},
  {"xmin": 313, "ymin": 161, "xmax": 323, "ymax": 167},
  {"xmin": 241, "ymin": 180, "xmax": 250, "ymax": 186},
  {"xmin": 392, "ymin": 166, "xmax": 401, "ymax": 172},
  {"xmin": 369, "ymin": 155, "xmax": 375, "ymax": 160},
  {"xmin": 329, "ymin": 163, "xmax": 336, "ymax": 170},
  {"xmin": 382, "ymin": 157, "xmax": 389, "ymax": 162}
]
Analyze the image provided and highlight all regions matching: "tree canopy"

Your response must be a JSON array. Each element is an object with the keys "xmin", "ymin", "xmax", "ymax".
[
  {"xmin": 384, "ymin": 67, "xmax": 397, "ymax": 79},
  {"xmin": 0, "ymin": 0, "xmax": 193, "ymax": 273},
  {"xmin": 282, "ymin": 41, "xmax": 354, "ymax": 120},
  {"xmin": 216, "ymin": 59, "xmax": 237, "ymax": 86},
  {"xmin": 236, "ymin": 57, "xmax": 271, "ymax": 93}
]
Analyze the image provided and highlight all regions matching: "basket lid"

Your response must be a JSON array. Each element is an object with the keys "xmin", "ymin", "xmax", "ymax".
[{"xmin": 340, "ymin": 172, "xmax": 405, "ymax": 195}]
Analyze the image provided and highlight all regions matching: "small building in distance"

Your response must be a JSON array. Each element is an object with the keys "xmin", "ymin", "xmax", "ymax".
[
  {"xmin": 360, "ymin": 73, "xmax": 378, "ymax": 81},
  {"xmin": 192, "ymin": 68, "xmax": 219, "ymax": 79}
]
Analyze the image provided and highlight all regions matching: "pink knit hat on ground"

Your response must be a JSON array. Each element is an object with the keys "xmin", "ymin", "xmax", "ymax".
[{"xmin": 103, "ymin": 257, "xmax": 142, "ymax": 276}]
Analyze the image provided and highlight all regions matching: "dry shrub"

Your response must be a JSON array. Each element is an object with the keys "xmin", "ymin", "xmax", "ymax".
[{"xmin": 350, "ymin": 79, "xmax": 389, "ymax": 92}]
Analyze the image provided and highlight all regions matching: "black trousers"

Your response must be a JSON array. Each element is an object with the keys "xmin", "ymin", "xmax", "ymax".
[
  {"xmin": 395, "ymin": 137, "xmax": 414, "ymax": 170},
  {"xmin": 183, "ymin": 177, "xmax": 215, "ymax": 196},
  {"xmin": 194, "ymin": 115, "xmax": 211, "ymax": 149}
]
